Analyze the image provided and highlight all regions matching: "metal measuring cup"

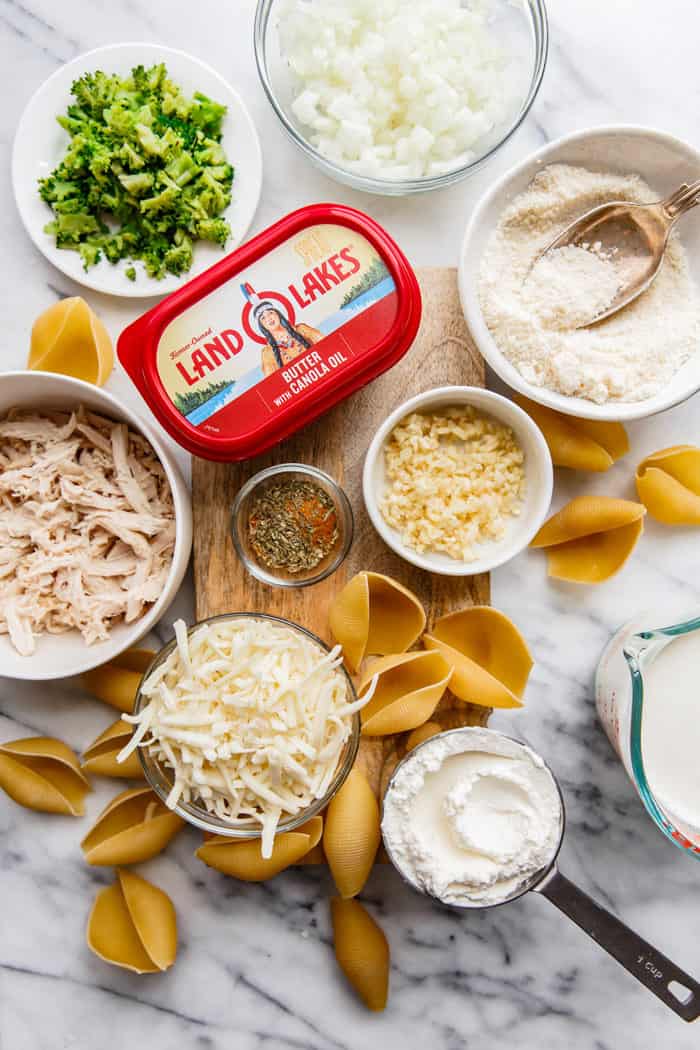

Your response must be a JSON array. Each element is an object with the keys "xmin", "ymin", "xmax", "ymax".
[{"xmin": 382, "ymin": 727, "xmax": 700, "ymax": 1021}]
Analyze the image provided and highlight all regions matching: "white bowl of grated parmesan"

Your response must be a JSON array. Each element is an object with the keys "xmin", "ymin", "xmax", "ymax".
[
  {"xmin": 363, "ymin": 386, "xmax": 553, "ymax": 576},
  {"xmin": 125, "ymin": 613, "xmax": 365, "ymax": 857},
  {"xmin": 460, "ymin": 125, "xmax": 700, "ymax": 420}
]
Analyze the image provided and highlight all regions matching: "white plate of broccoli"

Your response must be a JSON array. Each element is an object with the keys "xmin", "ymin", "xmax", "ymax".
[{"xmin": 12, "ymin": 42, "xmax": 263, "ymax": 297}]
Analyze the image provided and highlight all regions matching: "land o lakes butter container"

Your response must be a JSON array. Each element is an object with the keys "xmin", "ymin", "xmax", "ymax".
[{"xmin": 118, "ymin": 204, "xmax": 421, "ymax": 461}]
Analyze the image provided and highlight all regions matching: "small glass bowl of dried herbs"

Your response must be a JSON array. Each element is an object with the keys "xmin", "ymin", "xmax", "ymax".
[{"xmin": 231, "ymin": 464, "xmax": 353, "ymax": 587}]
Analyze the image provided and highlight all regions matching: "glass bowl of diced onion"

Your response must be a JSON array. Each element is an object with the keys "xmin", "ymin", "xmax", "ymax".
[
  {"xmin": 130, "ymin": 613, "xmax": 361, "ymax": 845},
  {"xmin": 253, "ymin": 0, "xmax": 548, "ymax": 196}
]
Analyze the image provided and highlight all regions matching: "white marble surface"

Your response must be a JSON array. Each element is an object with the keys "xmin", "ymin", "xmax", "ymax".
[{"xmin": 2, "ymin": 1, "xmax": 700, "ymax": 1047}]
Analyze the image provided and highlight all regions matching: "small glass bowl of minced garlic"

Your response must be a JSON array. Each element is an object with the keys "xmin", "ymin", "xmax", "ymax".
[{"xmin": 231, "ymin": 463, "xmax": 354, "ymax": 587}]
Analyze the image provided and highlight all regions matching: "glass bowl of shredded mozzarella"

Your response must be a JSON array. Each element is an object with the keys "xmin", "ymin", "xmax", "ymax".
[
  {"xmin": 121, "ymin": 614, "xmax": 368, "ymax": 857},
  {"xmin": 254, "ymin": 0, "xmax": 548, "ymax": 195}
]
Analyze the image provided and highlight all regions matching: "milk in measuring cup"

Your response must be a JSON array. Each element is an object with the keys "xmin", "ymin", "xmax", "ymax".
[
  {"xmin": 639, "ymin": 631, "xmax": 700, "ymax": 830},
  {"xmin": 596, "ymin": 612, "xmax": 700, "ymax": 854}
]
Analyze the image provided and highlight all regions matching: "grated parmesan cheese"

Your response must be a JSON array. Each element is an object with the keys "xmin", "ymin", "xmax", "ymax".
[
  {"xmin": 379, "ymin": 407, "xmax": 526, "ymax": 562},
  {"xmin": 479, "ymin": 164, "xmax": 700, "ymax": 404},
  {"xmin": 119, "ymin": 617, "xmax": 374, "ymax": 857}
]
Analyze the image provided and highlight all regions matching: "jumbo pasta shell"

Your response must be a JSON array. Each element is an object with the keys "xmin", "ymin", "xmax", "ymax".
[
  {"xmin": 81, "ymin": 720, "xmax": 143, "ymax": 779},
  {"xmin": 0, "ymin": 737, "xmax": 90, "ymax": 815},
  {"xmin": 530, "ymin": 496, "xmax": 645, "ymax": 583},
  {"xmin": 29, "ymin": 297, "xmax": 114, "ymax": 386},
  {"xmin": 196, "ymin": 816, "xmax": 323, "ymax": 881},
  {"xmin": 298, "ymin": 843, "xmax": 327, "ymax": 866},
  {"xmin": 405, "ymin": 721, "xmax": 443, "ymax": 752},
  {"xmin": 423, "ymin": 607, "xmax": 532, "ymax": 708},
  {"xmin": 358, "ymin": 651, "xmax": 452, "ymax": 736},
  {"xmin": 515, "ymin": 396, "xmax": 628, "ymax": 471},
  {"xmin": 87, "ymin": 869, "xmax": 177, "ymax": 974},
  {"xmin": 636, "ymin": 446, "xmax": 700, "ymax": 524},
  {"xmin": 81, "ymin": 786, "xmax": 183, "ymax": 865},
  {"xmin": 324, "ymin": 769, "xmax": 380, "ymax": 898},
  {"xmin": 329, "ymin": 573, "xmax": 370, "ymax": 673},
  {"xmin": 329, "ymin": 572, "xmax": 425, "ymax": 672},
  {"xmin": 81, "ymin": 648, "xmax": 155, "ymax": 714},
  {"xmin": 331, "ymin": 897, "xmax": 389, "ymax": 1012}
]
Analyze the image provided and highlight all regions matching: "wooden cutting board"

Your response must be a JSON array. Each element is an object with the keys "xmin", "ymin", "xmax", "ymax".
[{"xmin": 193, "ymin": 267, "xmax": 490, "ymax": 798}]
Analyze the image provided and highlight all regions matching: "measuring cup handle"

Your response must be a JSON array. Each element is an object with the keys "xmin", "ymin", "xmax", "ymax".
[{"xmin": 537, "ymin": 868, "xmax": 700, "ymax": 1021}]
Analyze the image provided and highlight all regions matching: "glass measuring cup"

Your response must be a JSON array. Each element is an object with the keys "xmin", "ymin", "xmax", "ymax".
[
  {"xmin": 596, "ymin": 612, "xmax": 700, "ymax": 857},
  {"xmin": 382, "ymin": 727, "xmax": 700, "ymax": 1021}
]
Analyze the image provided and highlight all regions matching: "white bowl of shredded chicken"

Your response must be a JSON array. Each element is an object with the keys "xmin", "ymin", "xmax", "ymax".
[
  {"xmin": 124, "ymin": 614, "xmax": 367, "ymax": 856},
  {"xmin": 0, "ymin": 371, "xmax": 192, "ymax": 680}
]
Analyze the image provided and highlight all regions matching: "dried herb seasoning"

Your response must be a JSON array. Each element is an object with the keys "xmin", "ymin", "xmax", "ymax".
[{"xmin": 247, "ymin": 477, "xmax": 339, "ymax": 574}]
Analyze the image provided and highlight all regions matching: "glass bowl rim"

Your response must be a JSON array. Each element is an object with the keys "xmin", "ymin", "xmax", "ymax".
[
  {"xmin": 230, "ymin": 462, "xmax": 354, "ymax": 589},
  {"xmin": 253, "ymin": 0, "xmax": 550, "ymax": 195},
  {"xmin": 133, "ymin": 611, "xmax": 360, "ymax": 839}
]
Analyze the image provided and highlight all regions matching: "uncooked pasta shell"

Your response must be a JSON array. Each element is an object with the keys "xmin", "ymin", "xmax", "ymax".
[
  {"xmin": 195, "ymin": 816, "xmax": 323, "ymax": 881},
  {"xmin": 324, "ymin": 769, "xmax": 380, "ymax": 898},
  {"xmin": 331, "ymin": 897, "xmax": 389, "ymax": 1012},
  {"xmin": 29, "ymin": 297, "xmax": 114, "ymax": 386},
  {"xmin": 298, "ymin": 843, "xmax": 327, "ymax": 866},
  {"xmin": 530, "ymin": 496, "xmax": 645, "ymax": 583},
  {"xmin": 515, "ymin": 395, "xmax": 628, "ymax": 471},
  {"xmin": 87, "ymin": 869, "xmax": 177, "ymax": 973},
  {"xmin": 423, "ymin": 606, "xmax": 532, "ymax": 708},
  {"xmin": 81, "ymin": 786, "xmax": 183, "ymax": 865},
  {"xmin": 405, "ymin": 721, "xmax": 443, "ymax": 752},
  {"xmin": 81, "ymin": 648, "xmax": 155, "ymax": 714},
  {"xmin": 81, "ymin": 720, "xmax": 143, "ymax": 779},
  {"xmin": 358, "ymin": 651, "xmax": 452, "ymax": 736},
  {"xmin": 0, "ymin": 737, "xmax": 90, "ymax": 815},
  {"xmin": 329, "ymin": 572, "xmax": 425, "ymax": 672},
  {"xmin": 328, "ymin": 573, "xmax": 370, "ymax": 673},
  {"xmin": 636, "ymin": 445, "xmax": 700, "ymax": 525}
]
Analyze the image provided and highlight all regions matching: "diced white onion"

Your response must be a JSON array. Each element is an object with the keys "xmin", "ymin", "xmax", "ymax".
[{"xmin": 277, "ymin": 0, "xmax": 515, "ymax": 179}]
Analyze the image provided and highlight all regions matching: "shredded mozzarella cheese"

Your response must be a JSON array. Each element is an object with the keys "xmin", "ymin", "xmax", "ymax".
[{"xmin": 119, "ymin": 617, "xmax": 374, "ymax": 857}]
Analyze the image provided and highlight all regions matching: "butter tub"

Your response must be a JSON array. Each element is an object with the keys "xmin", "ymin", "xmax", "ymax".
[{"xmin": 118, "ymin": 204, "xmax": 421, "ymax": 461}]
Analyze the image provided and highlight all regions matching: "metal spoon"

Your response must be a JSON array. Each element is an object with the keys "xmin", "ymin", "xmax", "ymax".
[
  {"xmin": 382, "ymin": 727, "xmax": 700, "ymax": 1021},
  {"xmin": 533, "ymin": 178, "xmax": 700, "ymax": 327}
]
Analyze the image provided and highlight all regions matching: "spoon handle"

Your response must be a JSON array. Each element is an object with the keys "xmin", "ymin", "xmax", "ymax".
[
  {"xmin": 535, "ymin": 866, "xmax": 700, "ymax": 1020},
  {"xmin": 663, "ymin": 179, "xmax": 700, "ymax": 219}
]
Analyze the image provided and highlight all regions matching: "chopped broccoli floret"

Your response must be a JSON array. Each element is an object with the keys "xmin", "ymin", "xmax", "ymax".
[
  {"xmin": 196, "ymin": 217, "xmax": 230, "ymax": 246},
  {"xmin": 79, "ymin": 242, "xmax": 102, "ymax": 270},
  {"xmin": 118, "ymin": 171, "xmax": 154, "ymax": 196},
  {"xmin": 39, "ymin": 62, "xmax": 233, "ymax": 279},
  {"xmin": 125, "ymin": 265, "xmax": 137, "ymax": 281}
]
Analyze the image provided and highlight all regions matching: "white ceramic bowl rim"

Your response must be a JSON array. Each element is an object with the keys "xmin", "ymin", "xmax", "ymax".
[
  {"xmin": 459, "ymin": 123, "xmax": 700, "ymax": 421},
  {"xmin": 12, "ymin": 42, "xmax": 262, "ymax": 298},
  {"xmin": 0, "ymin": 371, "xmax": 192, "ymax": 680},
  {"xmin": 362, "ymin": 385, "xmax": 553, "ymax": 576}
]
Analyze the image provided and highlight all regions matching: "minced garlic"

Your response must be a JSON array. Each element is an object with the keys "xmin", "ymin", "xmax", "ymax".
[{"xmin": 379, "ymin": 406, "xmax": 525, "ymax": 562}]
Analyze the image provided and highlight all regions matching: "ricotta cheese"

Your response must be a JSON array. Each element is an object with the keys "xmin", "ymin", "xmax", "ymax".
[{"xmin": 381, "ymin": 728, "xmax": 562, "ymax": 906}]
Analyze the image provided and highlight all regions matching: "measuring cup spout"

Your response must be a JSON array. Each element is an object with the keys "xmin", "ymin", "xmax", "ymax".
[
  {"xmin": 622, "ymin": 629, "xmax": 672, "ymax": 671},
  {"xmin": 535, "ymin": 866, "xmax": 700, "ymax": 1021}
]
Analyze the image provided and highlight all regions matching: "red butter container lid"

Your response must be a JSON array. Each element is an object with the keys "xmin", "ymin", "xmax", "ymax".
[{"xmin": 118, "ymin": 204, "xmax": 421, "ymax": 462}]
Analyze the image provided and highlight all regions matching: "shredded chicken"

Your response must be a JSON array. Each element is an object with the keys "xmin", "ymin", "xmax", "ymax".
[{"xmin": 0, "ymin": 407, "xmax": 176, "ymax": 656}]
